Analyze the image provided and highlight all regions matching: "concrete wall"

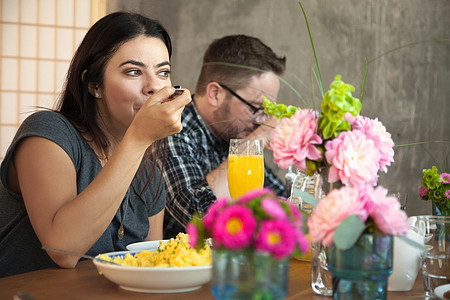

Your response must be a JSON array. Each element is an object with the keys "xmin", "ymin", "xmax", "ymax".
[{"xmin": 108, "ymin": 0, "xmax": 450, "ymax": 217}]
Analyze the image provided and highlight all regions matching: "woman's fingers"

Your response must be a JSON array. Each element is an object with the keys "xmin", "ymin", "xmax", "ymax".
[{"xmin": 130, "ymin": 87, "xmax": 191, "ymax": 144}]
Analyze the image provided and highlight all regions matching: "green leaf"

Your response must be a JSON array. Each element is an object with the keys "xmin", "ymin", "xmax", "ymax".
[
  {"xmin": 292, "ymin": 188, "xmax": 317, "ymax": 207},
  {"xmin": 334, "ymin": 215, "xmax": 365, "ymax": 250}
]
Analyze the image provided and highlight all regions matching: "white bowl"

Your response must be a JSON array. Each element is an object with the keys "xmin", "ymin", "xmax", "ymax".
[{"xmin": 93, "ymin": 250, "xmax": 212, "ymax": 293}]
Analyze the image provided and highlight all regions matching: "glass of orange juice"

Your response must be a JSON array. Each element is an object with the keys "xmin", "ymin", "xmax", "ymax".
[{"xmin": 227, "ymin": 139, "xmax": 264, "ymax": 198}]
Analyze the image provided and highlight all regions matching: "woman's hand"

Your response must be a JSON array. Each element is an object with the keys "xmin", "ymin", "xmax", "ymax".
[{"xmin": 127, "ymin": 86, "xmax": 192, "ymax": 148}]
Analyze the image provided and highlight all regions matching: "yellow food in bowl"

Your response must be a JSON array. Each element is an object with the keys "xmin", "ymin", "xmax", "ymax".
[{"xmin": 98, "ymin": 233, "xmax": 211, "ymax": 267}]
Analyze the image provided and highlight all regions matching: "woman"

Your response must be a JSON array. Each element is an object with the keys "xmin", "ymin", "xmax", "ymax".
[{"xmin": 0, "ymin": 12, "xmax": 191, "ymax": 277}]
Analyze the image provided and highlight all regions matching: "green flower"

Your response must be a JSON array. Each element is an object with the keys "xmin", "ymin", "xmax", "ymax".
[
  {"xmin": 318, "ymin": 75, "xmax": 362, "ymax": 139},
  {"xmin": 431, "ymin": 187, "xmax": 444, "ymax": 202},
  {"xmin": 263, "ymin": 98, "xmax": 300, "ymax": 120},
  {"xmin": 422, "ymin": 166, "xmax": 442, "ymax": 190}
]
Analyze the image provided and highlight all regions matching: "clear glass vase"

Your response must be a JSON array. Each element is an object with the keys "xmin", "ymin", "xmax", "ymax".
[
  {"xmin": 311, "ymin": 241, "xmax": 333, "ymax": 296},
  {"xmin": 327, "ymin": 234, "xmax": 393, "ymax": 300},
  {"xmin": 211, "ymin": 249, "xmax": 289, "ymax": 300},
  {"xmin": 290, "ymin": 168, "xmax": 339, "ymax": 296}
]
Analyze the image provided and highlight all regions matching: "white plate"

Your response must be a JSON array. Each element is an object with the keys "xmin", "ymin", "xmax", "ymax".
[
  {"xmin": 93, "ymin": 250, "xmax": 212, "ymax": 293},
  {"xmin": 435, "ymin": 283, "xmax": 450, "ymax": 299},
  {"xmin": 126, "ymin": 239, "xmax": 169, "ymax": 251}
]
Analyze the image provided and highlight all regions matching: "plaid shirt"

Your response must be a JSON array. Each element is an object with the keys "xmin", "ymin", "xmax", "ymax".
[{"xmin": 161, "ymin": 102, "xmax": 286, "ymax": 239}]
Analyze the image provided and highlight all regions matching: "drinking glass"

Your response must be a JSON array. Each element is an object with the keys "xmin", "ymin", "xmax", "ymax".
[
  {"xmin": 227, "ymin": 139, "xmax": 264, "ymax": 198},
  {"xmin": 417, "ymin": 215, "xmax": 450, "ymax": 298}
]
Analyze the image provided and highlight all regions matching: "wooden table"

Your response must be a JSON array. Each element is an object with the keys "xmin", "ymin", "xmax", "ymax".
[{"xmin": 0, "ymin": 259, "xmax": 427, "ymax": 299}]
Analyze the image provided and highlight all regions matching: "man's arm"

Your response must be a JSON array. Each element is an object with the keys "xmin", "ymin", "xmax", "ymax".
[
  {"xmin": 162, "ymin": 135, "xmax": 218, "ymax": 235},
  {"xmin": 205, "ymin": 160, "xmax": 230, "ymax": 199}
]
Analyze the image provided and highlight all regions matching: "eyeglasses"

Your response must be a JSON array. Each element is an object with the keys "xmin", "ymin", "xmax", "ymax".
[{"xmin": 218, "ymin": 83, "xmax": 267, "ymax": 122}]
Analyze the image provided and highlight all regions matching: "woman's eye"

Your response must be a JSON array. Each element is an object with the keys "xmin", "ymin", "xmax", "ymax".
[
  {"xmin": 126, "ymin": 69, "xmax": 141, "ymax": 76},
  {"xmin": 159, "ymin": 70, "xmax": 171, "ymax": 79}
]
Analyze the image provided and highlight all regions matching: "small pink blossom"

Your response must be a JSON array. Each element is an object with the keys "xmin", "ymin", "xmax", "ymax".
[
  {"xmin": 287, "ymin": 202, "xmax": 303, "ymax": 227},
  {"xmin": 445, "ymin": 190, "xmax": 450, "ymax": 199},
  {"xmin": 261, "ymin": 197, "xmax": 286, "ymax": 219},
  {"xmin": 325, "ymin": 130, "xmax": 380, "ymax": 186},
  {"xmin": 351, "ymin": 116, "xmax": 395, "ymax": 173},
  {"xmin": 367, "ymin": 186, "xmax": 410, "ymax": 236},
  {"xmin": 271, "ymin": 109, "xmax": 323, "ymax": 171},
  {"xmin": 203, "ymin": 197, "xmax": 227, "ymax": 231},
  {"xmin": 307, "ymin": 186, "xmax": 369, "ymax": 246},
  {"xmin": 255, "ymin": 220, "xmax": 296, "ymax": 259},
  {"xmin": 212, "ymin": 205, "xmax": 256, "ymax": 250},
  {"xmin": 186, "ymin": 223, "xmax": 198, "ymax": 248},
  {"xmin": 440, "ymin": 173, "xmax": 450, "ymax": 184},
  {"xmin": 295, "ymin": 229, "xmax": 309, "ymax": 254},
  {"xmin": 238, "ymin": 187, "xmax": 273, "ymax": 203},
  {"xmin": 419, "ymin": 185, "xmax": 429, "ymax": 198},
  {"xmin": 344, "ymin": 112, "xmax": 357, "ymax": 124}
]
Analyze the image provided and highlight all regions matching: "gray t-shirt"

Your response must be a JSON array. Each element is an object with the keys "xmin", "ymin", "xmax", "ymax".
[{"xmin": 0, "ymin": 111, "xmax": 165, "ymax": 277}]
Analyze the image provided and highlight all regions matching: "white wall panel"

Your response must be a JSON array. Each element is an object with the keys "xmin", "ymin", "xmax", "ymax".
[{"xmin": 0, "ymin": 0, "xmax": 104, "ymax": 160}]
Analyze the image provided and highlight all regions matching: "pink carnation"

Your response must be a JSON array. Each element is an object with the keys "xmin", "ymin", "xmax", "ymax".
[
  {"xmin": 203, "ymin": 197, "xmax": 227, "ymax": 231},
  {"xmin": 351, "ymin": 116, "xmax": 395, "ymax": 173},
  {"xmin": 325, "ymin": 130, "xmax": 381, "ymax": 186},
  {"xmin": 255, "ymin": 220, "xmax": 296, "ymax": 259},
  {"xmin": 271, "ymin": 109, "xmax": 322, "ymax": 170},
  {"xmin": 418, "ymin": 185, "xmax": 429, "ymax": 198},
  {"xmin": 367, "ymin": 186, "xmax": 409, "ymax": 236},
  {"xmin": 261, "ymin": 197, "xmax": 287, "ymax": 219},
  {"xmin": 440, "ymin": 173, "xmax": 450, "ymax": 184},
  {"xmin": 212, "ymin": 205, "xmax": 256, "ymax": 250},
  {"xmin": 307, "ymin": 186, "xmax": 369, "ymax": 246}
]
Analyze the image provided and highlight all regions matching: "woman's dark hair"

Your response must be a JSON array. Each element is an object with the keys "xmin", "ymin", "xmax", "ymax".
[{"xmin": 55, "ymin": 12, "xmax": 171, "ymax": 197}]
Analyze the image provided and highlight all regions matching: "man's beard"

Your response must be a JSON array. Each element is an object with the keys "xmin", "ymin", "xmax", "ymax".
[{"xmin": 212, "ymin": 101, "xmax": 254, "ymax": 141}]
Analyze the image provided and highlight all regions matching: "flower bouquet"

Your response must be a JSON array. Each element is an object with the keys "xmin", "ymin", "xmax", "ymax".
[
  {"xmin": 307, "ymin": 184, "xmax": 409, "ymax": 299},
  {"xmin": 187, "ymin": 188, "xmax": 308, "ymax": 299},
  {"xmin": 419, "ymin": 166, "xmax": 450, "ymax": 216},
  {"xmin": 264, "ymin": 74, "xmax": 395, "ymax": 188}
]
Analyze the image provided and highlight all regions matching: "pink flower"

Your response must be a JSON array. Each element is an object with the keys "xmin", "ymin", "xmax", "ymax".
[
  {"xmin": 287, "ymin": 202, "xmax": 303, "ymax": 227},
  {"xmin": 271, "ymin": 109, "xmax": 323, "ymax": 170},
  {"xmin": 261, "ymin": 197, "xmax": 286, "ymax": 219},
  {"xmin": 351, "ymin": 116, "xmax": 395, "ymax": 173},
  {"xmin": 325, "ymin": 130, "xmax": 381, "ymax": 186},
  {"xmin": 186, "ymin": 223, "xmax": 198, "ymax": 248},
  {"xmin": 419, "ymin": 185, "xmax": 429, "ymax": 198},
  {"xmin": 203, "ymin": 197, "xmax": 227, "ymax": 230},
  {"xmin": 307, "ymin": 186, "xmax": 369, "ymax": 246},
  {"xmin": 295, "ymin": 229, "xmax": 309, "ymax": 254},
  {"xmin": 344, "ymin": 112, "xmax": 357, "ymax": 124},
  {"xmin": 445, "ymin": 189, "xmax": 450, "ymax": 199},
  {"xmin": 212, "ymin": 205, "xmax": 256, "ymax": 250},
  {"xmin": 238, "ymin": 187, "xmax": 273, "ymax": 203},
  {"xmin": 367, "ymin": 186, "xmax": 409, "ymax": 236},
  {"xmin": 255, "ymin": 220, "xmax": 296, "ymax": 259},
  {"xmin": 440, "ymin": 173, "xmax": 450, "ymax": 184}
]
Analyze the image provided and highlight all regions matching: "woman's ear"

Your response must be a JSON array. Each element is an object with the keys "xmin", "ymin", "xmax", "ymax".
[
  {"xmin": 88, "ymin": 83, "xmax": 101, "ymax": 98},
  {"xmin": 205, "ymin": 82, "xmax": 223, "ymax": 108}
]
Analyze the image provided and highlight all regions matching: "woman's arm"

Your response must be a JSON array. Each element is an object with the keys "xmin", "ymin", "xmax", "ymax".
[
  {"xmin": 12, "ymin": 87, "xmax": 190, "ymax": 268},
  {"xmin": 146, "ymin": 209, "xmax": 164, "ymax": 241}
]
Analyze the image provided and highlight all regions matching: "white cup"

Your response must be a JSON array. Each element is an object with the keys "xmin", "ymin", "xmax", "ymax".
[{"xmin": 388, "ymin": 218, "xmax": 425, "ymax": 291}]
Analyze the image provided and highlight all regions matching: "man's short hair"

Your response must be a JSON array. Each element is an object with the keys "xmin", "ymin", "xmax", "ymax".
[{"xmin": 195, "ymin": 34, "xmax": 286, "ymax": 95}]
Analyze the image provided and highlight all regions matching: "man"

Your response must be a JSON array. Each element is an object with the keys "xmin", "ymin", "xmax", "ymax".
[{"xmin": 162, "ymin": 34, "xmax": 287, "ymax": 239}]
